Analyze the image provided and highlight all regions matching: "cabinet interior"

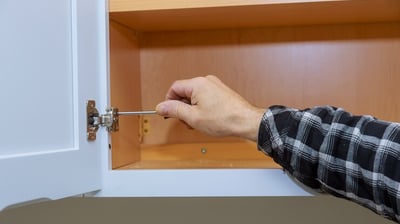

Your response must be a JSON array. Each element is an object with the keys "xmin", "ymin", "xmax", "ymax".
[{"xmin": 108, "ymin": 0, "xmax": 400, "ymax": 169}]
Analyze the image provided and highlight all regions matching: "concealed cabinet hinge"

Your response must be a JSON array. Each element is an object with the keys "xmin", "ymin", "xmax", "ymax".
[
  {"xmin": 86, "ymin": 100, "xmax": 157, "ymax": 141},
  {"xmin": 86, "ymin": 100, "xmax": 119, "ymax": 141}
]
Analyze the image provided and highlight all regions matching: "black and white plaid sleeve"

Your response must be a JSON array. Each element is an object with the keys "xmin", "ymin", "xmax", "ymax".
[{"xmin": 257, "ymin": 105, "xmax": 400, "ymax": 222}]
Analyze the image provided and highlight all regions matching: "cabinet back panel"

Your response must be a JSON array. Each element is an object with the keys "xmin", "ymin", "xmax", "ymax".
[{"xmin": 139, "ymin": 22, "xmax": 400, "ymax": 145}]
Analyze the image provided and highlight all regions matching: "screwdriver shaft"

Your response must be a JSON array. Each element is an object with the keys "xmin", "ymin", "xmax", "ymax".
[{"xmin": 118, "ymin": 111, "xmax": 157, "ymax": 116}]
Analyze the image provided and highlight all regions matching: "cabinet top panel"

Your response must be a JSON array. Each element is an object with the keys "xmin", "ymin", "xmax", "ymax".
[{"xmin": 109, "ymin": 0, "xmax": 400, "ymax": 31}]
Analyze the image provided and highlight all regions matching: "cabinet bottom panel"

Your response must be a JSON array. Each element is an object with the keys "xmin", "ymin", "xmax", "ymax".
[{"xmin": 117, "ymin": 142, "xmax": 279, "ymax": 169}]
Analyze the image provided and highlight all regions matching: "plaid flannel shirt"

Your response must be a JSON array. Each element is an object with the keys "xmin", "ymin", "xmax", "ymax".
[{"xmin": 258, "ymin": 105, "xmax": 400, "ymax": 222}]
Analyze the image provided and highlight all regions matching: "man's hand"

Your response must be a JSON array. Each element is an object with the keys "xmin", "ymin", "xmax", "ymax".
[{"xmin": 156, "ymin": 75, "xmax": 265, "ymax": 141}]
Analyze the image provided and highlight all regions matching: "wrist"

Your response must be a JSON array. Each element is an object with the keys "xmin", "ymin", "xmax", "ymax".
[{"xmin": 233, "ymin": 106, "xmax": 265, "ymax": 142}]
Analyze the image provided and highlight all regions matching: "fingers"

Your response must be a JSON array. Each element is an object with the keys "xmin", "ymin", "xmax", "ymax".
[
  {"xmin": 165, "ymin": 76, "xmax": 219, "ymax": 101},
  {"xmin": 155, "ymin": 75, "xmax": 263, "ymax": 140},
  {"xmin": 158, "ymin": 75, "xmax": 222, "ymax": 122},
  {"xmin": 156, "ymin": 100, "xmax": 193, "ymax": 122},
  {"xmin": 165, "ymin": 79, "xmax": 194, "ymax": 101}
]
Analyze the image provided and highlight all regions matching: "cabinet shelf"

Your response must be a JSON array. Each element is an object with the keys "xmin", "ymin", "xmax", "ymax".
[
  {"xmin": 109, "ymin": 0, "xmax": 400, "ymax": 31},
  {"xmin": 110, "ymin": 0, "xmax": 338, "ymax": 12}
]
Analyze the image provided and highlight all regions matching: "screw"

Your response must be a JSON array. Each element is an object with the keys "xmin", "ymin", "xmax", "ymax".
[{"xmin": 201, "ymin": 148, "xmax": 207, "ymax": 154}]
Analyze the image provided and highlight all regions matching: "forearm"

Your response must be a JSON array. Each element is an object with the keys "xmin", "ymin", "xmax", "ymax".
[{"xmin": 257, "ymin": 105, "xmax": 400, "ymax": 221}]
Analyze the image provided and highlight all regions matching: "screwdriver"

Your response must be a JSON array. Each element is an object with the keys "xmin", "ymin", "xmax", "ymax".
[{"xmin": 117, "ymin": 110, "xmax": 157, "ymax": 116}]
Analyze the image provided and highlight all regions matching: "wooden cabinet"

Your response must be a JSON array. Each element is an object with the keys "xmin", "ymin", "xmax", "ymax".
[
  {"xmin": 2, "ymin": 0, "xmax": 399, "ymax": 210},
  {"xmin": 108, "ymin": 0, "xmax": 400, "ymax": 169}
]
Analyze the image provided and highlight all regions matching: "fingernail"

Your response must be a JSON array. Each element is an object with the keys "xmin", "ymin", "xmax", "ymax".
[{"xmin": 156, "ymin": 103, "xmax": 167, "ymax": 115}]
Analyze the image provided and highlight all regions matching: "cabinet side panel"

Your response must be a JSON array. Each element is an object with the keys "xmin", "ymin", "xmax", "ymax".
[{"xmin": 109, "ymin": 21, "xmax": 142, "ymax": 168}]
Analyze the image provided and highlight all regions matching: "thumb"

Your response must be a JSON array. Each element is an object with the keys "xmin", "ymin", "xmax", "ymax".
[{"xmin": 156, "ymin": 100, "xmax": 193, "ymax": 121}]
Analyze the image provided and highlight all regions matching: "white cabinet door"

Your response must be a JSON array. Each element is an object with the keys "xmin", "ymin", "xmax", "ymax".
[{"xmin": 0, "ymin": 0, "xmax": 107, "ymax": 209}]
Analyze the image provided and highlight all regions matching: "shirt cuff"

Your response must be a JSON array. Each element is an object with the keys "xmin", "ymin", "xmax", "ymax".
[{"xmin": 257, "ymin": 106, "xmax": 286, "ymax": 158}]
